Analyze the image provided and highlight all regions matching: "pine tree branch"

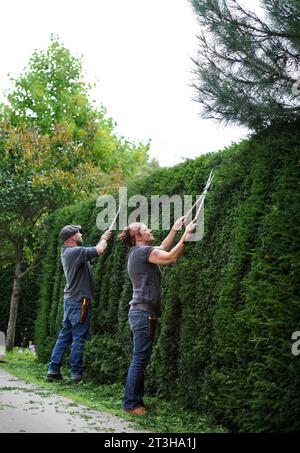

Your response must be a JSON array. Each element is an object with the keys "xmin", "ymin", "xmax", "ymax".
[
  {"xmin": 230, "ymin": 0, "xmax": 300, "ymax": 39},
  {"xmin": 232, "ymin": 18, "xmax": 300, "ymax": 39}
]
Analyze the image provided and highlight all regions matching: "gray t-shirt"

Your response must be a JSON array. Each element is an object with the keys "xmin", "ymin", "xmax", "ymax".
[
  {"xmin": 128, "ymin": 245, "xmax": 162, "ymax": 310},
  {"xmin": 61, "ymin": 246, "xmax": 98, "ymax": 301}
]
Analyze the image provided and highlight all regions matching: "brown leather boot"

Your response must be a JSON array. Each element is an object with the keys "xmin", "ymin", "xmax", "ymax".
[{"xmin": 122, "ymin": 406, "xmax": 147, "ymax": 415}]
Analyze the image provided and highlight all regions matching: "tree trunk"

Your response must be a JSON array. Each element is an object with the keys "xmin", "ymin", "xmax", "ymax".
[{"xmin": 6, "ymin": 242, "xmax": 23, "ymax": 352}]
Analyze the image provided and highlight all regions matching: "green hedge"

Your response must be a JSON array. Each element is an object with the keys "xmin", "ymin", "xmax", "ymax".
[{"xmin": 34, "ymin": 123, "xmax": 300, "ymax": 432}]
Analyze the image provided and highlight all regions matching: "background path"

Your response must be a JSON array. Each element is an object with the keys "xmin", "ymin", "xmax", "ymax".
[{"xmin": 0, "ymin": 368, "xmax": 149, "ymax": 433}]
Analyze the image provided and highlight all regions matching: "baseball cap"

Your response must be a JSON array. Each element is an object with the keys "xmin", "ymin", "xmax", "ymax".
[{"xmin": 59, "ymin": 224, "xmax": 82, "ymax": 242}]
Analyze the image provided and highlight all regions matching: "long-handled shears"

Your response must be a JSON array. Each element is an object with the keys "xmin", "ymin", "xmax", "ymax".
[
  {"xmin": 185, "ymin": 169, "xmax": 214, "ymax": 221},
  {"xmin": 108, "ymin": 200, "xmax": 124, "ymax": 231}
]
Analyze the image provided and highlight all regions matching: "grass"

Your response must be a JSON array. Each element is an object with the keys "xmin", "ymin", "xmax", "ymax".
[{"xmin": 0, "ymin": 349, "xmax": 227, "ymax": 433}]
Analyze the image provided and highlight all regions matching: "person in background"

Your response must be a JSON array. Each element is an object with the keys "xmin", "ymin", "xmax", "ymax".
[
  {"xmin": 47, "ymin": 224, "xmax": 112, "ymax": 383},
  {"xmin": 119, "ymin": 217, "xmax": 196, "ymax": 414}
]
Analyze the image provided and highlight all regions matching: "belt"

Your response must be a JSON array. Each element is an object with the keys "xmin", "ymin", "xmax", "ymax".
[{"xmin": 130, "ymin": 303, "xmax": 160, "ymax": 314}]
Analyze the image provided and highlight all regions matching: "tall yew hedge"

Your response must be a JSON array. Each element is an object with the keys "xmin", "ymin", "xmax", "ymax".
[{"xmin": 33, "ymin": 123, "xmax": 300, "ymax": 432}]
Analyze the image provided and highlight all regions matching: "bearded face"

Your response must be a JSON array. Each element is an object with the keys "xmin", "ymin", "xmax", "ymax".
[{"xmin": 75, "ymin": 231, "xmax": 83, "ymax": 245}]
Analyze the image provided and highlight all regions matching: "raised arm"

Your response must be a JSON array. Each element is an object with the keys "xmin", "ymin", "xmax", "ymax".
[
  {"xmin": 149, "ymin": 220, "xmax": 196, "ymax": 265},
  {"xmin": 95, "ymin": 229, "xmax": 113, "ymax": 255},
  {"xmin": 159, "ymin": 216, "xmax": 187, "ymax": 251}
]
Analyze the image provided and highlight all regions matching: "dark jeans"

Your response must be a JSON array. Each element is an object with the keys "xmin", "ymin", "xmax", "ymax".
[
  {"xmin": 123, "ymin": 309, "xmax": 156, "ymax": 409},
  {"xmin": 48, "ymin": 298, "xmax": 91, "ymax": 380}
]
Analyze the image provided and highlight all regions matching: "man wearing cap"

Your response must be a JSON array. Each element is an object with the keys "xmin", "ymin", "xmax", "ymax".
[{"xmin": 47, "ymin": 224, "xmax": 112, "ymax": 382}]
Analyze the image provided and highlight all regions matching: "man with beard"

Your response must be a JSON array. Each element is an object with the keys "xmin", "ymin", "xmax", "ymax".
[{"xmin": 47, "ymin": 224, "xmax": 112, "ymax": 383}]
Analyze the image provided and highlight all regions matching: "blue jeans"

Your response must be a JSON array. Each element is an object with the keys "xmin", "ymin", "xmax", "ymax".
[
  {"xmin": 48, "ymin": 298, "xmax": 91, "ymax": 380},
  {"xmin": 123, "ymin": 309, "xmax": 156, "ymax": 409}
]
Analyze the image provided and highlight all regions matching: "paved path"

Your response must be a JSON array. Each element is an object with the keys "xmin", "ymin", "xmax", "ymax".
[{"xmin": 0, "ymin": 368, "xmax": 148, "ymax": 433}]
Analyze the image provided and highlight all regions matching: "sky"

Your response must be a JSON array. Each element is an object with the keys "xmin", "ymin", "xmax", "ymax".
[{"xmin": 0, "ymin": 0, "xmax": 251, "ymax": 167}]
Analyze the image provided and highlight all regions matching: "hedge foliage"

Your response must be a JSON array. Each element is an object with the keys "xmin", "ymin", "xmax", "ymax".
[{"xmin": 34, "ymin": 123, "xmax": 300, "ymax": 432}]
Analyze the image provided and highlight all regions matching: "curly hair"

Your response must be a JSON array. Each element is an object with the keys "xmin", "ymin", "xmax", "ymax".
[
  {"xmin": 119, "ymin": 224, "xmax": 142, "ymax": 247},
  {"xmin": 119, "ymin": 226, "xmax": 135, "ymax": 247}
]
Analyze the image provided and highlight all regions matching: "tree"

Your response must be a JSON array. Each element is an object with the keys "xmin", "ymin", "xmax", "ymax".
[
  {"xmin": 0, "ymin": 35, "xmax": 152, "ymax": 350},
  {"xmin": 190, "ymin": 0, "xmax": 300, "ymax": 130},
  {"xmin": 1, "ymin": 34, "xmax": 151, "ymax": 188},
  {"xmin": 0, "ymin": 122, "xmax": 106, "ymax": 350}
]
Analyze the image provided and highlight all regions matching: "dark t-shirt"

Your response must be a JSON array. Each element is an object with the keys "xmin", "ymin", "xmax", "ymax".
[
  {"xmin": 128, "ymin": 245, "xmax": 162, "ymax": 310},
  {"xmin": 61, "ymin": 246, "xmax": 98, "ymax": 301}
]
